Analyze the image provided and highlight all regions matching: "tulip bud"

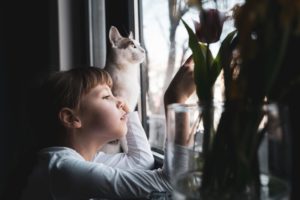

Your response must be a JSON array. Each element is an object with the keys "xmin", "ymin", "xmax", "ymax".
[{"xmin": 194, "ymin": 9, "xmax": 227, "ymax": 43}]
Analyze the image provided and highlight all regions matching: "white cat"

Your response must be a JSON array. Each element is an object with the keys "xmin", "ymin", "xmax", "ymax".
[
  {"xmin": 101, "ymin": 26, "xmax": 145, "ymax": 154},
  {"xmin": 105, "ymin": 26, "xmax": 145, "ymax": 112}
]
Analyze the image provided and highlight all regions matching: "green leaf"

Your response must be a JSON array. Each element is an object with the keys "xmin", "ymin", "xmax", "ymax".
[
  {"xmin": 199, "ymin": 43, "xmax": 214, "ymax": 73},
  {"xmin": 199, "ymin": 43, "xmax": 214, "ymax": 66},
  {"xmin": 213, "ymin": 30, "xmax": 237, "ymax": 82},
  {"xmin": 216, "ymin": 30, "xmax": 237, "ymax": 99},
  {"xmin": 182, "ymin": 19, "xmax": 210, "ymax": 101}
]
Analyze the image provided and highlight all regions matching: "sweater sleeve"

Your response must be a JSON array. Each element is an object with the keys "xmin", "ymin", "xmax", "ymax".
[
  {"xmin": 49, "ymin": 153, "xmax": 172, "ymax": 200},
  {"xmin": 93, "ymin": 111, "xmax": 154, "ymax": 170}
]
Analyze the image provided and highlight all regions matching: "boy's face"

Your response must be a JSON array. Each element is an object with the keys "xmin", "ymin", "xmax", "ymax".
[{"xmin": 78, "ymin": 84, "xmax": 128, "ymax": 142}]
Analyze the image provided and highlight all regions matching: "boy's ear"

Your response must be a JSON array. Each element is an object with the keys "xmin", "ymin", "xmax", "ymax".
[
  {"xmin": 59, "ymin": 108, "xmax": 82, "ymax": 129},
  {"xmin": 109, "ymin": 26, "xmax": 122, "ymax": 47}
]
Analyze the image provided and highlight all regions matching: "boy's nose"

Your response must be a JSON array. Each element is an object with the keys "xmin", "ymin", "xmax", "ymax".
[
  {"xmin": 116, "ymin": 98, "xmax": 124, "ymax": 109},
  {"xmin": 116, "ymin": 97, "xmax": 129, "ymax": 112}
]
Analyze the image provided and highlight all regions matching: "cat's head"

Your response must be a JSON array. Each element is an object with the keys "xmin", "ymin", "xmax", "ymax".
[{"xmin": 108, "ymin": 26, "xmax": 145, "ymax": 65}]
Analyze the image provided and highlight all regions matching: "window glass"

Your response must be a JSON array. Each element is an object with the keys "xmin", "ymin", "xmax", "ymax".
[{"xmin": 141, "ymin": 0, "xmax": 244, "ymax": 151}]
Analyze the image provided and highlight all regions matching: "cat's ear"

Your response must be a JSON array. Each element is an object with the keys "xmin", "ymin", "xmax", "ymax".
[
  {"xmin": 128, "ymin": 31, "xmax": 134, "ymax": 39},
  {"xmin": 109, "ymin": 26, "xmax": 122, "ymax": 47}
]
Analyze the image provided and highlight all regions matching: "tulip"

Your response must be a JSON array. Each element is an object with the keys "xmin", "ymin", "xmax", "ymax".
[{"xmin": 194, "ymin": 8, "xmax": 227, "ymax": 43}]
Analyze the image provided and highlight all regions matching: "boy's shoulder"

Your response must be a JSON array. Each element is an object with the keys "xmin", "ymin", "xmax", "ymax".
[{"xmin": 39, "ymin": 146, "xmax": 85, "ymax": 163}]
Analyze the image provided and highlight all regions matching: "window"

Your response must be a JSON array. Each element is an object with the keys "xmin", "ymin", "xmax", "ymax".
[
  {"xmin": 140, "ymin": 0, "xmax": 244, "ymax": 152},
  {"xmin": 87, "ymin": 0, "xmax": 244, "ymax": 154}
]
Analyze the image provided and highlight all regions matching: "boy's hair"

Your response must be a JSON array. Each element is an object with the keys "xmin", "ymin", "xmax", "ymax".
[
  {"xmin": 45, "ymin": 67, "xmax": 112, "ymax": 111},
  {"xmin": 35, "ymin": 67, "xmax": 113, "ymax": 148}
]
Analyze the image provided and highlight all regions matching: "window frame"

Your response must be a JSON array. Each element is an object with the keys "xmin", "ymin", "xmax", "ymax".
[
  {"xmin": 136, "ymin": 0, "xmax": 150, "ymax": 137},
  {"xmin": 137, "ymin": 1, "xmax": 166, "ymax": 157},
  {"xmin": 88, "ymin": 0, "xmax": 106, "ymax": 68}
]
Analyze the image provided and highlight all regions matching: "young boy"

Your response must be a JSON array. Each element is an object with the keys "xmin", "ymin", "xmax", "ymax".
[{"xmin": 19, "ymin": 57, "xmax": 195, "ymax": 200}]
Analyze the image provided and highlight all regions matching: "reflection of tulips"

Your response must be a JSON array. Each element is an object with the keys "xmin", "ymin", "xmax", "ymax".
[{"xmin": 194, "ymin": 9, "xmax": 227, "ymax": 43}]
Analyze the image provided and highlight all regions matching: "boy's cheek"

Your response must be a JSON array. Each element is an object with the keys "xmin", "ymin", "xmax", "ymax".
[
  {"xmin": 80, "ymin": 111, "xmax": 104, "ymax": 130},
  {"xmin": 85, "ymin": 112, "xmax": 115, "ymax": 131}
]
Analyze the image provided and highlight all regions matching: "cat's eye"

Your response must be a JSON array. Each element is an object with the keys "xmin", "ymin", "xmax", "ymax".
[{"xmin": 129, "ymin": 41, "xmax": 136, "ymax": 48}]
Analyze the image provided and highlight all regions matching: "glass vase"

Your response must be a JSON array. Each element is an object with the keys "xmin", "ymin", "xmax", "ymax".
[{"xmin": 166, "ymin": 102, "xmax": 291, "ymax": 200}]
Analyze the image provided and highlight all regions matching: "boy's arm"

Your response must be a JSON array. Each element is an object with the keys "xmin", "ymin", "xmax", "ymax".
[
  {"xmin": 50, "ymin": 155, "xmax": 172, "ymax": 199},
  {"xmin": 94, "ymin": 56, "xmax": 194, "ymax": 170},
  {"xmin": 164, "ymin": 56, "xmax": 195, "ymax": 113},
  {"xmin": 93, "ymin": 111, "xmax": 154, "ymax": 170}
]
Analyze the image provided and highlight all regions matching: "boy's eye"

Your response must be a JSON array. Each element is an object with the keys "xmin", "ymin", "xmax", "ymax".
[{"xmin": 102, "ymin": 95, "xmax": 111, "ymax": 99}]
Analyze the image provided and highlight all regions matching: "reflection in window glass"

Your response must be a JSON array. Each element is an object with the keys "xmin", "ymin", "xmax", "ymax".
[{"xmin": 141, "ymin": 0, "xmax": 244, "ymax": 151}]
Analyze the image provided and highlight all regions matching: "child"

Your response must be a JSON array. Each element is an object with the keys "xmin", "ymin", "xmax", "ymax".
[{"xmin": 18, "ymin": 57, "xmax": 195, "ymax": 200}]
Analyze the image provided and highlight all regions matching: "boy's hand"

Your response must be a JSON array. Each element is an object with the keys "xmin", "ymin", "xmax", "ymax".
[{"xmin": 164, "ymin": 56, "xmax": 196, "ymax": 108}]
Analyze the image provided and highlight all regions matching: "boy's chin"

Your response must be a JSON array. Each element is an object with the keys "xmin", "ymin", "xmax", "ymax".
[
  {"xmin": 112, "ymin": 128, "xmax": 128, "ymax": 140},
  {"xmin": 121, "ymin": 127, "xmax": 128, "ymax": 136}
]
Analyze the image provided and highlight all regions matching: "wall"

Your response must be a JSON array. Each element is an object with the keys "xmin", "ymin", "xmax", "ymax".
[{"xmin": 0, "ymin": 0, "xmax": 59, "ymax": 195}]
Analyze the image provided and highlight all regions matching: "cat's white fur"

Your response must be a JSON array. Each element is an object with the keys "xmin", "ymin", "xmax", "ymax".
[{"xmin": 101, "ymin": 26, "xmax": 145, "ymax": 154}]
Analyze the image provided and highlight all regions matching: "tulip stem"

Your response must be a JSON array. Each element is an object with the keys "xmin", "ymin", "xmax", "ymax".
[
  {"xmin": 205, "ymin": 42, "xmax": 213, "ymax": 101},
  {"xmin": 206, "ymin": 43, "xmax": 209, "ymax": 73}
]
